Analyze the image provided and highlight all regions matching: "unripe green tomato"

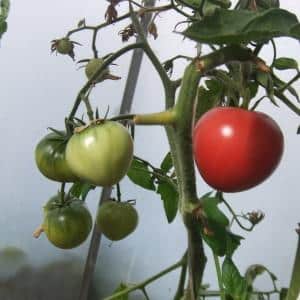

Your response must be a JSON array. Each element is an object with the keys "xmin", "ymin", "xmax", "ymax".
[
  {"xmin": 96, "ymin": 200, "xmax": 138, "ymax": 241},
  {"xmin": 43, "ymin": 195, "xmax": 92, "ymax": 249},
  {"xmin": 35, "ymin": 132, "xmax": 79, "ymax": 182},
  {"xmin": 56, "ymin": 38, "xmax": 73, "ymax": 54},
  {"xmin": 85, "ymin": 58, "xmax": 109, "ymax": 82},
  {"xmin": 65, "ymin": 121, "xmax": 134, "ymax": 186}
]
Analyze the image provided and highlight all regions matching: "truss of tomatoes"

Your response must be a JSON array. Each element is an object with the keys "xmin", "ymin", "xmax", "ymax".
[
  {"xmin": 193, "ymin": 107, "xmax": 284, "ymax": 193},
  {"xmin": 35, "ymin": 120, "xmax": 137, "ymax": 249}
]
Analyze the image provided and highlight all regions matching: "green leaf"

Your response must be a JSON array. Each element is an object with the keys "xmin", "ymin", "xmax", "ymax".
[
  {"xmin": 157, "ymin": 181, "xmax": 178, "ymax": 223},
  {"xmin": 69, "ymin": 182, "xmax": 96, "ymax": 201},
  {"xmin": 226, "ymin": 232, "xmax": 244, "ymax": 258},
  {"xmin": 274, "ymin": 57, "xmax": 299, "ymax": 70},
  {"xmin": 127, "ymin": 158, "xmax": 156, "ymax": 191},
  {"xmin": 160, "ymin": 152, "xmax": 173, "ymax": 173},
  {"xmin": 272, "ymin": 75, "xmax": 299, "ymax": 102},
  {"xmin": 245, "ymin": 264, "xmax": 277, "ymax": 288},
  {"xmin": 256, "ymin": 0, "xmax": 279, "ymax": 9},
  {"xmin": 183, "ymin": 8, "xmax": 300, "ymax": 45},
  {"xmin": 196, "ymin": 79, "xmax": 223, "ymax": 120},
  {"xmin": 0, "ymin": 0, "xmax": 9, "ymax": 40},
  {"xmin": 255, "ymin": 71, "xmax": 278, "ymax": 106},
  {"xmin": 202, "ymin": 195, "xmax": 229, "ymax": 227},
  {"xmin": 112, "ymin": 283, "xmax": 129, "ymax": 300},
  {"xmin": 222, "ymin": 257, "xmax": 250, "ymax": 300},
  {"xmin": 199, "ymin": 195, "xmax": 243, "ymax": 257}
]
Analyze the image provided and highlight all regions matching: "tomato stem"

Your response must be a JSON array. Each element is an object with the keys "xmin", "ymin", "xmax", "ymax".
[
  {"xmin": 287, "ymin": 230, "xmax": 300, "ymax": 300},
  {"xmin": 116, "ymin": 183, "xmax": 121, "ymax": 202},
  {"xmin": 60, "ymin": 182, "xmax": 66, "ymax": 205},
  {"xmin": 103, "ymin": 252, "xmax": 187, "ymax": 300},
  {"xmin": 213, "ymin": 253, "xmax": 225, "ymax": 300}
]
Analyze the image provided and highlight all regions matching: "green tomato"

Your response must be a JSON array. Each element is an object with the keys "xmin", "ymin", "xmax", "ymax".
[
  {"xmin": 85, "ymin": 58, "xmax": 109, "ymax": 82},
  {"xmin": 96, "ymin": 200, "xmax": 138, "ymax": 241},
  {"xmin": 35, "ymin": 132, "xmax": 78, "ymax": 182},
  {"xmin": 56, "ymin": 38, "xmax": 73, "ymax": 54},
  {"xmin": 43, "ymin": 194, "xmax": 92, "ymax": 249},
  {"xmin": 66, "ymin": 121, "xmax": 134, "ymax": 186}
]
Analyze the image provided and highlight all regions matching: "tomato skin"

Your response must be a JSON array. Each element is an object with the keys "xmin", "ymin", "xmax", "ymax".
[
  {"xmin": 43, "ymin": 195, "xmax": 92, "ymax": 249},
  {"xmin": 35, "ymin": 132, "xmax": 79, "ymax": 182},
  {"xmin": 96, "ymin": 200, "xmax": 138, "ymax": 241},
  {"xmin": 193, "ymin": 107, "xmax": 284, "ymax": 192},
  {"xmin": 66, "ymin": 121, "xmax": 134, "ymax": 186}
]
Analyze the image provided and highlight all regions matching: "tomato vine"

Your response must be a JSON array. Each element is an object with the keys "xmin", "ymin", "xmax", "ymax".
[{"xmin": 32, "ymin": 0, "xmax": 300, "ymax": 299}]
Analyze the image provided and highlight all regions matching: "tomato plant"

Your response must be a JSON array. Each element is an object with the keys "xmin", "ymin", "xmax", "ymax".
[
  {"xmin": 65, "ymin": 121, "xmax": 133, "ymax": 187},
  {"xmin": 96, "ymin": 200, "xmax": 138, "ymax": 241},
  {"xmin": 193, "ymin": 107, "xmax": 284, "ymax": 192},
  {"xmin": 31, "ymin": 0, "xmax": 300, "ymax": 299},
  {"xmin": 35, "ymin": 131, "xmax": 78, "ymax": 182},
  {"xmin": 42, "ymin": 193, "xmax": 92, "ymax": 249}
]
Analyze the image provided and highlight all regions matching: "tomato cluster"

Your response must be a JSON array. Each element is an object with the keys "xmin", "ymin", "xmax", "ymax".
[
  {"xmin": 35, "ymin": 121, "xmax": 133, "ymax": 187},
  {"xmin": 35, "ymin": 120, "xmax": 135, "ymax": 249},
  {"xmin": 193, "ymin": 107, "xmax": 284, "ymax": 193}
]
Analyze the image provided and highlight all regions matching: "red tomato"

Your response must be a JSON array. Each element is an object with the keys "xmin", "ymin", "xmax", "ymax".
[{"xmin": 193, "ymin": 107, "xmax": 284, "ymax": 192}]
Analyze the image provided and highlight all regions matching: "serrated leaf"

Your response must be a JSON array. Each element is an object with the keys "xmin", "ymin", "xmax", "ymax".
[
  {"xmin": 222, "ymin": 257, "xmax": 250, "ymax": 300},
  {"xmin": 274, "ymin": 57, "xmax": 298, "ymax": 70},
  {"xmin": 127, "ymin": 158, "xmax": 156, "ymax": 191},
  {"xmin": 157, "ymin": 181, "xmax": 178, "ymax": 223},
  {"xmin": 202, "ymin": 195, "xmax": 229, "ymax": 227},
  {"xmin": 112, "ymin": 283, "xmax": 129, "ymax": 300},
  {"xmin": 160, "ymin": 152, "xmax": 173, "ymax": 173},
  {"xmin": 199, "ymin": 195, "xmax": 243, "ymax": 257},
  {"xmin": 183, "ymin": 8, "xmax": 300, "ymax": 45},
  {"xmin": 69, "ymin": 182, "xmax": 96, "ymax": 201}
]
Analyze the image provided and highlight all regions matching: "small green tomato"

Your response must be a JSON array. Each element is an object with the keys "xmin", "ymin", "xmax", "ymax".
[
  {"xmin": 85, "ymin": 58, "xmax": 109, "ymax": 82},
  {"xmin": 96, "ymin": 200, "xmax": 138, "ymax": 241}
]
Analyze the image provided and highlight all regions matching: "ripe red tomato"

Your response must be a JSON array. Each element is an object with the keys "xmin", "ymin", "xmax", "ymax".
[{"xmin": 193, "ymin": 107, "xmax": 284, "ymax": 192}]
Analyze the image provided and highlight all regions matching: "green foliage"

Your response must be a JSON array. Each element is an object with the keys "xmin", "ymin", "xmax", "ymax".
[
  {"xmin": 245, "ymin": 264, "xmax": 277, "ymax": 290},
  {"xmin": 273, "ymin": 57, "xmax": 299, "ymax": 71},
  {"xmin": 69, "ymin": 182, "xmax": 96, "ymax": 201},
  {"xmin": 127, "ymin": 155, "xmax": 178, "ymax": 223},
  {"xmin": 183, "ymin": 8, "xmax": 300, "ymax": 45},
  {"xmin": 0, "ymin": 0, "xmax": 9, "ymax": 41},
  {"xmin": 222, "ymin": 257, "xmax": 250, "ymax": 300},
  {"xmin": 198, "ymin": 194, "xmax": 243, "ymax": 257},
  {"xmin": 127, "ymin": 159, "xmax": 156, "ymax": 191},
  {"xmin": 157, "ymin": 181, "xmax": 178, "ymax": 223},
  {"xmin": 196, "ymin": 79, "xmax": 223, "ymax": 120}
]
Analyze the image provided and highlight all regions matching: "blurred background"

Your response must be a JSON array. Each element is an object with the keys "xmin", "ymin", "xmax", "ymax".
[{"xmin": 0, "ymin": 0, "xmax": 299, "ymax": 299}]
